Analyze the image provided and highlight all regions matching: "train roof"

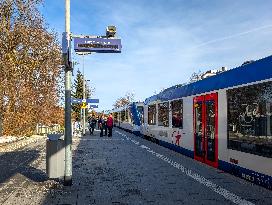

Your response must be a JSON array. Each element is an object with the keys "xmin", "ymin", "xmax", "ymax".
[
  {"xmin": 111, "ymin": 102, "xmax": 144, "ymax": 112},
  {"xmin": 145, "ymin": 55, "xmax": 272, "ymax": 104},
  {"xmin": 111, "ymin": 105, "xmax": 130, "ymax": 113}
]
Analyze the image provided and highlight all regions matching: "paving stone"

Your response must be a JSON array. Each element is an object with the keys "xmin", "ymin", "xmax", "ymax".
[{"xmin": 0, "ymin": 129, "xmax": 271, "ymax": 204}]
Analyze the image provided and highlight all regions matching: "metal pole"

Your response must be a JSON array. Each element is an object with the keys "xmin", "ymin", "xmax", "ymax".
[
  {"xmin": 82, "ymin": 55, "xmax": 86, "ymax": 135},
  {"xmin": 0, "ymin": 112, "xmax": 2, "ymax": 137},
  {"xmin": 64, "ymin": 0, "xmax": 72, "ymax": 186}
]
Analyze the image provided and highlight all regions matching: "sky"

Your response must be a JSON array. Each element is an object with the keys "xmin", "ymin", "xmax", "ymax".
[{"xmin": 40, "ymin": 0, "xmax": 272, "ymax": 112}]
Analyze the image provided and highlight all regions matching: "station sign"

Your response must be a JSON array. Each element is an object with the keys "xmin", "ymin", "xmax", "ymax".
[
  {"xmin": 86, "ymin": 99, "xmax": 99, "ymax": 103},
  {"xmin": 71, "ymin": 98, "xmax": 82, "ymax": 104},
  {"xmin": 71, "ymin": 98, "xmax": 99, "ymax": 104},
  {"xmin": 81, "ymin": 102, "xmax": 87, "ymax": 109},
  {"xmin": 74, "ymin": 37, "xmax": 122, "ymax": 53},
  {"xmin": 89, "ymin": 105, "xmax": 98, "ymax": 109},
  {"xmin": 81, "ymin": 103, "xmax": 98, "ymax": 109}
]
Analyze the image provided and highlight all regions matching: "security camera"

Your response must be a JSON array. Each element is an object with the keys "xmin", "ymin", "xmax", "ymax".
[{"xmin": 106, "ymin": 25, "xmax": 116, "ymax": 38}]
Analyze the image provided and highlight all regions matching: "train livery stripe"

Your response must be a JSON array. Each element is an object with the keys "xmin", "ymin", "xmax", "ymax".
[
  {"xmin": 158, "ymin": 140, "xmax": 194, "ymax": 159},
  {"xmin": 218, "ymin": 160, "xmax": 272, "ymax": 190},
  {"xmin": 130, "ymin": 102, "xmax": 141, "ymax": 126}
]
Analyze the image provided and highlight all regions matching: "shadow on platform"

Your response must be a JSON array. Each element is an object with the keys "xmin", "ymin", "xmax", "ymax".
[{"xmin": 0, "ymin": 149, "xmax": 47, "ymax": 185}]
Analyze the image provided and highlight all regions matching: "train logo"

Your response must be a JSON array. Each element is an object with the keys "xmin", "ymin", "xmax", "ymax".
[{"xmin": 172, "ymin": 131, "xmax": 181, "ymax": 146}]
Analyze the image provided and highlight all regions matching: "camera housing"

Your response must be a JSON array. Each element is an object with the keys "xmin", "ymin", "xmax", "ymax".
[{"xmin": 106, "ymin": 25, "xmax": 117, "ymax": 38}]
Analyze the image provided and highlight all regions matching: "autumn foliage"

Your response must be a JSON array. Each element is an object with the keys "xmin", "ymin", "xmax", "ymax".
[
  {"xmin": 0, "ymin": 0, "xmax": 64, "ymax": 136},
  {"xmin": 113, "ymin": 92, "xmax": 135, "ymax": 109}
]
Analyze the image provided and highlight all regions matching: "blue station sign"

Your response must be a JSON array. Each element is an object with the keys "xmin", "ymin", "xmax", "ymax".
[
  {"xmin": 89, "ymin": 105, "xmax": 98, "ymax": 108},
  {"xmin": 74, "ymin": 37, "xmax": 122, "ymax": 53},
  {"xmin": 71, "ymin": 98, "xmax": 99, "ymax": 104},
  {"xmin": 71, "ymin": 98, "xmax": 82, "ymax": 104}
]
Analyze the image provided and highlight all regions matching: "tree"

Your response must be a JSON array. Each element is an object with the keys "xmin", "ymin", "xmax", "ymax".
[
  {"xmin": 113, "ymin": 92, "xmax": 135, "ymax": 109},
  {"xmin": 189, "ymin": 70, "xmax": 203, "ymax": 83},
  {"xmin": 0, "ymin": 0, "xmax": 63, "ymax": 136},
  {"xmin": 72, "ymin": 70, "xmax": 95, "ymax": 119}
]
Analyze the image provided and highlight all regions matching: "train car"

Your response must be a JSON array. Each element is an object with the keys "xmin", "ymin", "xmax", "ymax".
[
  {"xmin": 112, "ymin": 105, "xmax": 132, "ymax": 132},
  {"xmin": 141, "ymin": 56, "xmax": 272, "ymax": 190},
  {"xmin": 112, "ymin": 56, "xmax": 272, "ymax": 189},
  {"xmin": 112, "ymin": 102, "xmax": 145, "ymax": 134}
]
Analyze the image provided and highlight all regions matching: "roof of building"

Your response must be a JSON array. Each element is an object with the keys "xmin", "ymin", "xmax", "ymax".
[{"xmin": 144, "ymin": 55, "xmax": 272, "ymax": 104}]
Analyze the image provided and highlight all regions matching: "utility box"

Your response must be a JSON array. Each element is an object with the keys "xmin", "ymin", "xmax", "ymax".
[{"xmin": 46, "ymin": 134, "xmax": 65, "ymax": 179}]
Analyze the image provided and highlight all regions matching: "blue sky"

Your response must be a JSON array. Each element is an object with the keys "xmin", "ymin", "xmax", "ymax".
[{"xmin": 40, "ymin": 0, "xmax": 272, "ymax": 111}]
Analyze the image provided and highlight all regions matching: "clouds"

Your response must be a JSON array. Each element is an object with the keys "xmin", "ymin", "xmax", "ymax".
[{"xmin": 42, "ymin": 0, "xmax": 272, "ymax": 111}]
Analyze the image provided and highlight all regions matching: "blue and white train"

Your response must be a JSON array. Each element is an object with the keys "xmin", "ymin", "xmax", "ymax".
[{"xmin": 112, "ymin": 56, "xmax": 272, "ymax": 190}]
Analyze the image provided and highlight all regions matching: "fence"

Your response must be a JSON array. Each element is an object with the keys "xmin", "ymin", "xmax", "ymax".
[{"xmin": 36, "ymin": 124, "xmax": 62, "ymax": 135}]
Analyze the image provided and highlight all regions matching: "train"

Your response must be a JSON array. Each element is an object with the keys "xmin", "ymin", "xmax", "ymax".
[{"xmin": 112, "ymin": 55, "xmax": 272, "ymax": 190}]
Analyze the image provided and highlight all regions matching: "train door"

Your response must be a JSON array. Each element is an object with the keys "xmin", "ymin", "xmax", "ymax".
[{"xmin": 193, "ymin": 93, "xmax": 218, "ymax": 168}]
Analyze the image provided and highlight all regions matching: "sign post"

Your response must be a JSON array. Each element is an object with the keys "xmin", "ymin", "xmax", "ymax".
[
  {"xmin": 62, "ymin": 2, "xmax": 121, "ymax": 185},
  {"xmin": 74, "ymin": 36, "xmax": 121, "ymax": 136},
  {"xmin": 63, "ymin": 0, "xmax": 72, "ymax": 186}
]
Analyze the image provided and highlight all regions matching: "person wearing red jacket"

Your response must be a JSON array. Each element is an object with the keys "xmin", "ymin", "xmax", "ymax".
[{"xmin": 107, "ymin": 114, "xmax": 113, "ymax": 137}]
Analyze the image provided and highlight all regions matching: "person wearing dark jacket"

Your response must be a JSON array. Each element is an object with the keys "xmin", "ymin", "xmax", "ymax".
[
  {"xmin": 107, "ymin": 114, "xmax": 113, "ymax": 137},
  {"xmin": 89, "ymin": 116, "xmax": 97, "ymax": 135},
  {"xmin": 98, "ymin": 116, "xmax": 104, "ymax": 137},
  {"xmin": 104, "ymin": 116, "xmax": 108, "ymax": 136}
]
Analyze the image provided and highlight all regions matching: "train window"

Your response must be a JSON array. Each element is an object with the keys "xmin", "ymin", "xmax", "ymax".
[
  {"xmin": 227, "ymin": 81, "xmax": 272, "ymax": 158},
  {"xmin": 171, "ymin": 99, "xmax": 183, "ymax": 128},
  {"xmin": 121, "ymin": 110, "xmax": 125, "ymax": 122},
  {"xmin": 158, "ymin": 102, "xmax": 169, "ymax": 127},
  {"xmin": 137, "ymin": 106, "xmax": 144, "ymax": 123},
  {"xmin": 113, "ymin": 112, "xmax": 118, "ymax": 122},
  {"xmin": 148, "ymin": 104, "xmax": 156, "ymax": 125}
]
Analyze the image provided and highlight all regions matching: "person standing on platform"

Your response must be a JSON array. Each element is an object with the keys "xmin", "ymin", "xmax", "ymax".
[
  {"xmin": 98, "ymin": 115, "xmax": 104, "ymax": 137},
  {"xmin": 104, "ymin": 115, "xmax": 108, "ymax": 136},
  {"xmin": 73, "ymin": 117, "xmax": 81, "ymax": 137},
  {"xmin": 88, "ymin": 118, "xmax": 92, "ymax": 135},
  {"xmin": 89, "ymin": 116, "xmax": 97, "ymax": 135},
  {"xmin": 107, "ymin": 114, "xmax": 113, "ymax": 137}
]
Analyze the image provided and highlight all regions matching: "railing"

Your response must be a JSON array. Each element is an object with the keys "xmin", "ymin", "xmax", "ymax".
[{"xmin": 36, "ymin": 124, "xmax": 63, "ymax": 135}]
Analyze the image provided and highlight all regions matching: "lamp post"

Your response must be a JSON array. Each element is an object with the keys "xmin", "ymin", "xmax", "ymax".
[
  {"xmin": 82, "ymin": 54, "xmax": 86, "ymax": 135},
  {"xmin": 63, "ymin": 0, "xmax": 72, "ymax": 186},
  {"xmin": 62, "ymin": 0, "xmax": 120, "ymax": 187},
  {"xmin": 76, "ymin": 52, "xmax": 90, "ymax": 135}
]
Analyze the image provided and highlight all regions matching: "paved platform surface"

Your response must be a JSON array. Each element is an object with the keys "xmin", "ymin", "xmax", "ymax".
[{"xmin": 0, "ymin": 128, "xmax": 271, "ymax": 205}]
